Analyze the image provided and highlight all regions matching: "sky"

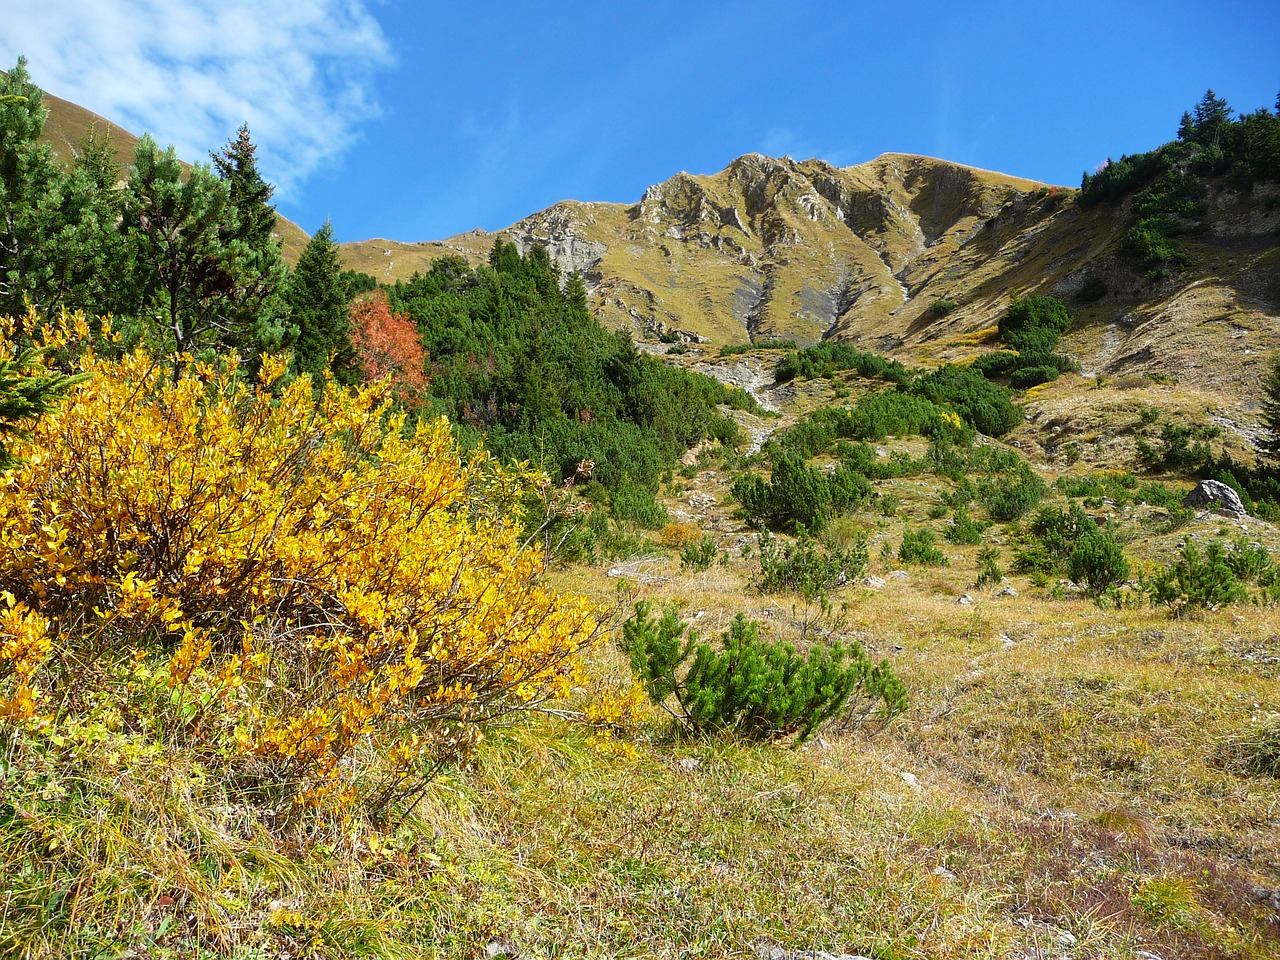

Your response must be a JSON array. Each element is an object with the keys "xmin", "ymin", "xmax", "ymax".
[{"xmin": 3, "ymin": 0, "xmax": 1278, "ymax": 244}]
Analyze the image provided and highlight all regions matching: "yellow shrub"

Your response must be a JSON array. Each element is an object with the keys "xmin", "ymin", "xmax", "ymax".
[
  {"xmin": 659, "ymin": 521, "xmax": 703, "ymax": 550},
  {"xmin": 0, "ymin": 314, "xmax": 600, "ymax": 813}
]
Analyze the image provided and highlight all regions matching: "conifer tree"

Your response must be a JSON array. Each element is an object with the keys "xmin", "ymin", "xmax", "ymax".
[
  {"xmin": 0, "ymin": 343, "xmax": 84, "ymax": 469},
  {"xmin": 1262, "ymin": 352, "xmax": 1280, "ymax": 464},
  {"xmin": 1190, "ymin": 89, "xmax": 1233, "ymax": 146},
  {"xmin": 286, "ymin": 220, "xmax": 358, "ymax": 383},
  {"xmin": 115, "ymin": 135, "xmax": 284, "ymax": 357},
  {"xmin": 211, "ymin": 124, "xmax": 277, "ymax": 250},
  {"xmin": 0, "ymin": 59, "xmax": 69, "ymax": 319}
]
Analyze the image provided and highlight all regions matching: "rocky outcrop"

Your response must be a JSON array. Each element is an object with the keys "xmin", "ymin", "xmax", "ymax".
[{"xmin": 1184, "ymin": 479, "xmax": 1249, "ymax": 517}]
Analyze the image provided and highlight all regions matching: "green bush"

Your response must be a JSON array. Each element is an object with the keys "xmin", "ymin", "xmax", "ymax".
[
  {"xmin": 622, "ymin": 602, "xmax": 906, "ymax": 742},
  {"xmin": 610, "ymin": 481, "xmax": 669, "ymax": 529},
  {"xmin": 909, "ymin": 365, "xmax": 1023, "ymax": 436},
  {"xmin": 1224, "ymin": 536, "xmax": 1275, "ymax": 584},
  {"xmin": 681, "ymin": 535, "xmax": 719, "ymax": 572},
  {"xmin": 733, "ymin": 452, "xmax": 871, "ymax": 532},
  {"xmin": 998, "ymin": 296, "xmax": 1073, "ymax": 355},
  {"xmin": 1137, "ymin": 422, "xmax": 1219, "ymax": 472},
  {"xmin": 898, "ymin": 527, "xmax": 948, "ymax": 566},
  {"xmin": 981, "ymin": 467, "xmax": 1048, "ymax": 521},
  {"xmin": 970, "ymin": 351, "xmax": 1022, "ymax": 377},
  {"xmin": 776, "ymin": 344, "xmax": 909, "ymax": 384},
  {"xmin": 1012, "ymin": 504, "xmax": 1096, "ymax": 575},
  {"xmin": 1145, "ymin": 539, "xmax": 1248, "ymax": 615},
  {"xmin": 1067, "ymin": 531, "xmax": 1131, "ymax": 594},
  {"xmin": 753, "ymin": 528, "xmax": 868, "ymax": 596},
  {"xmin": 720, "ymin": 338, "xmax": 798, "ymax": 356},
  {"xmin": 975, "ymin": 546, "xmax": 1005, "ymax": 588},
  {"xmin": 945, "ymin": 508, "xmax": 986, "ymax": 545},
  {"xmin": 1009, "ymin": 365, "xmax": 1061, "ymax": 389}
]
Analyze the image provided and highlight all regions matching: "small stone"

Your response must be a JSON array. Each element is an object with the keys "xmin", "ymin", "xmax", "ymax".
[
  {"xmin": 932, "ymin": 865, "xmax": 957, "ymax": 880},
  {"xmin": 1001, "ymin": 633, "xmax": 1015, "ymax": 647},
  {"xmin": 900, "ymin": 771, "xmax": 922, "ymax": 790},
  {"xmin": 958, "ymin": 594, "xmax": 974, "ymax": 605},
  {"xmin": 863, "ymin": 576, "xmax": 887, "ymax": 589},
  {"xmin": 889, "ymin": 570, "xmax": 908, "ymax": 580},
  {"xmin": 675, "ymin": 756, "xmax": 701, "ymax": 774},
  {"xmin": 1055, "ymin": 929, "xmax": 1078, "ymax": 948},
  {"xmin": 485, "ymin": 941, "xmax": 520, "ymax": 959},
  {"xmin": 995, "ymin": 584, "xmax": 1018, "ymax": 597}
]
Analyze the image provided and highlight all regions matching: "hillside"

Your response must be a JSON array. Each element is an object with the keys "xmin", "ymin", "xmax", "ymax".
[{"xmin": 339, "ymin": 153, "xmax": 1280, "ymax": 412}]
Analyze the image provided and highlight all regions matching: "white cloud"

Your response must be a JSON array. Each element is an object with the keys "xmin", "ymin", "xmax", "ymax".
[{"xmin": 1, "ymin": 0, "xmax": 393, "ymax": 198}]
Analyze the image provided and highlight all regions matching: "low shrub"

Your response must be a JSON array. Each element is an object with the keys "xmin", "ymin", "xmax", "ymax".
[
  {"xmin": 981, "ymin": 467, "xmax": 1048, "ymax": 521},
  {"xmin": 681, "ymin": 535, "xmax": 719, "ymax": 573},
  {"xmin": 720, "ymin": 338, "xmax": 798, "ymax": 356},
  {"xmin": 621, "ymin": 602, "xmax": 906, "ymax": 742},
  {"xmin": 776, "ymin": 344, "xmax": 909, "ymax": 384},
  {"xmin": 611, "ymin": 480, "xmax": 670, "ymax": 529},
  {"xmin": 975, "ymin": 546, "xmax": 1005, "ymax": 588},
  {"xmin": 945, "ymin": 508, "xmax": 987, "ymax": 545},
  {"xmin": 1067, "ymin": 531, "xmax": 1131, "ymax": 594},
  {"xmin": 753, "ymin": 528, "xmax": 868, "ymax": 596},
  {"xmin": 1145, "ymin": 539, "xmax": 1249, "ymax": 615},
  {"xmin": 898, "ymin": 527, "xmax": 948, "ymax": 567},
  {"xmin": 1012, "ymin": 504, "xmax": 1097, "ymax": 576},
  {"xmin": 733, "ymin": 452, "xmax": 870, "ymax": 532},
  {"xmin": 1009, "ymin": 364, "xmax": 1061, "ymax": 389},
  {"xmin": 0, "ymin": 320, "xmax": 600, "ymax": 816}
]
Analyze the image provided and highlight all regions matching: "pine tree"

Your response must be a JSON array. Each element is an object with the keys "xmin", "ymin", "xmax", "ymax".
[
  {"xmin": 115, "ymin": 135, "xmax": 282, "ymax": 357},
  {"xmin": 0, "ymin": 58, "xmax": 69, "ymax": 318},
  {"xmin": 286, "ymin": 221, "xmax": 359, "ymax": 383},
  {"xmin": 1177, "ymin": 111, "xmax": 1196, "ymax": 142},
  {"xmin": 0, "ymin": 61, "xmax": 128, "ymax": 321},
  {"xmin": 1262, "ymin": 352, "xmax": 1280, "ymax": 464}
]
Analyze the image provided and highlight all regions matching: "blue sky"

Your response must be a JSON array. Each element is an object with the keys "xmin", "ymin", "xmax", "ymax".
[{"xmin": 4, "ymin": 1, "xmax": 1278, "ymax": 243}]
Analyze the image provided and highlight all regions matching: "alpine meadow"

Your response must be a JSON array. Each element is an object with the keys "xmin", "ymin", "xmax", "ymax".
[{"xmin": 4, "ymin": 48, "xmax": 1280, "ymax": 960}]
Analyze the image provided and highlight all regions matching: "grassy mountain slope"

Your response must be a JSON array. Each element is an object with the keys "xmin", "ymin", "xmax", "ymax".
[{"xmin": 341, "ymin": 153, "xmax": 1279, "ymax": 412}]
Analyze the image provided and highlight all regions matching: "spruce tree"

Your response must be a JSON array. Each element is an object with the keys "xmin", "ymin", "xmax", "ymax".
[
  {"xmin": 211, "ymin": 124, "xmax": 277, "ymax": 250},
  {"xmin": 1191, "ymin": 89, "xmax": 1233, "ymax": 146},
  {"xmin": 286, "ymin": 221, "xmax": 359, "ymax": 383}
]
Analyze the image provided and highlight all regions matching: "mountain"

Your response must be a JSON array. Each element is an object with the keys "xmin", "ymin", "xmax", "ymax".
[
  {"xmin": 39, "ymin": 91, "xmax": 312, "ymax": 263},
  {"xmin": 338, "ymin": 152, "xmax": 1280, "ymax": 406}
]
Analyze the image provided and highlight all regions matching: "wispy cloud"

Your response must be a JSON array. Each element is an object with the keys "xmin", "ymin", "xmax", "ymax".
[{"xmin": 1, "ymin": 0, "xmax": 393, "ymax": 198}]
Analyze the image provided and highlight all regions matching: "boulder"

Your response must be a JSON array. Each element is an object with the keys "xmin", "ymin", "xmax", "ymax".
[{"xmin": 1184, "ymin": 479, "xmax": 1248, "ymax": 517}]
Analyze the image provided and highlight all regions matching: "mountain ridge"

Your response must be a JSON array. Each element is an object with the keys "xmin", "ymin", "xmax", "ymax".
[{"xmin": 36, "ymin": 90, "xmax": 1280, "ymax": 409}]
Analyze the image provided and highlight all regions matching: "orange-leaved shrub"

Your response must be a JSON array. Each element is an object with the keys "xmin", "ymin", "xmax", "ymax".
[
  {"xmin": 0, "ymin": 313, "xmax": 600, "ymax": 814},
  {"xmin": 349, "ymin": 289, "xmax": 430, "ymax": 407}
]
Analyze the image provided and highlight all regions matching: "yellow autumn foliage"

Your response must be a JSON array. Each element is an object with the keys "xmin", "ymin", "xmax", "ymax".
[{"xmin": 0, "ymin": 312, "xmax": 600, "ymax": 813}]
